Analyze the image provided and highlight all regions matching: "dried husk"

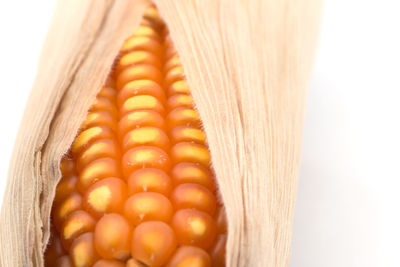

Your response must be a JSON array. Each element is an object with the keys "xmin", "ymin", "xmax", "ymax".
[{"xmin": 0, "ymin": 0, "xmax": 321, "ymax": 266}]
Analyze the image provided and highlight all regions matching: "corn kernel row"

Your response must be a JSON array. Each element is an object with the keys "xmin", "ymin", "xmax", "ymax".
[{"xmin": 45, "ymin": 5, "xmax": 227, "ymax": 267}]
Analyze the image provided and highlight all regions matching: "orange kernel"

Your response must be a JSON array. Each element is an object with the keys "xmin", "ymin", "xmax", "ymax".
[
  {"xmin": 83, "ymin": 178, "xmax": 127, "ymax": 218},
  {"xmin": 171, "ymin": 142, "xmax": 210, "ymax": 167},
  {"xmin": 122, "ymin": 146, "xmax": 171, "ymax": 177},
  {"xmin": 172, "ymin": 209, "xmax": 217, "ymax": 249},
  {"xmin": 94, "ymin": 214, "xmax": 132, "ymax": 261},
  {"xmin": 127, "ymin": 168, "xmax": 172, "ymax": 196},
  {"xmin": 70, "ymin": 232, "xmax": 99, "ymax": 267},
  {"xmin": 124, "ymin": 192, "xmax": 173, "ymax": 225},
  {"xmin": 78, "ymin": 157, "xmax": 120, "ymax": 193},
  {"xmin": 131, "ymin": 221, "xmax": 177, "ymax": 267},
  {"xmin": 166, "ymin": 246, "xmax": 211, "ymax": 267},
  {"xmin": 61, "ymin": 210, "xmax": 96, "ymax": 251},
  {"xmin": 122, "ymin": 127, "xmax": 169, "ymax": 152},
  {"xmin": 171, "ymin": 163, "xmax": 215, "ymax": 190},
  {"xmin": 171, "ymin": 183, "xmax": 216, "ymax": 215}
]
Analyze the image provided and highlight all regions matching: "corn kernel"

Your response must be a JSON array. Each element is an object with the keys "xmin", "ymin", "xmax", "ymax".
[
  {"xmin": 70, "ymin": 232, "xmax": 99, "ymax": 267},
  {"xmin": 78, "ymin": 158, "xmax": 120, "ymax": 193},
  {"xmin": 124, "ymin": 192, "xmax": 173, "ymax": 225},
  {"xmin": 166, "ymin": 246, "xmax": 211, "ymax": 267},
  {"xmin": 53, "ymin": 192, "xmax": 82, "ymax": 232},
  {"xmin": 122, "ymin": 146, "xmax": 171, "ymax": 176},
  {"xmin": 117, "ymin": 79, "xmax": 166, "ymax": 107},
  {"xmin": 118, "ymin": 110, "xmax": 166, "ymax": 137},
  {"xmin": 61, "ymin": 210, "xmax": 96, "ymax": 250},
  {"xmin": 117, "ymin": 65, "xmax": 163, "ymax": 90},
  {"xmin": 48, "ymin": 5, "xmax": 225, "ymax": 266},
  {"xmin": 83, "ymin": 177, "xmax": 127, "ymax": 217},
  {"xmin": 81, "ymin": 111, "xmax": 117, "ymax": 133},
  {"xmin": 171, "ymin": 142, "xmax": 210, "ymax": 167},
  {"xmin": 167, "ymin": 94, "xmax": 194, "ymax": 111},
  {"xmin": 120, "ymin": 95, "xmax": 165, "ymax": 117},
  {"xmin": 131, "ymin": 221, "xmax": 177, "ymax": 266},
  {"xmin": 170, "ymin": 126, "xmax": 206, "ymax": 145},
  {"xmin": 54, "ymin": 175, "xmax": 78, "ymax": 204},
  {"xmin": 123, "ymin": 127, "xmax": 169, "ymax": 152},
  {"xmin": 127, "ymin": 168, "xmax": 172, "ymax": 195},
  {"xmin": 72, "ymin": 126, "xmax": 115, "ymax": 155},
  {"xmin": 167, "ymin": 108, "xmax": 202, "ymax": 129},
  {"xmin": 172, "ymin": 209, "xmax": 216, "ymax": 249},
  {"xmin": 171, "ymin": 183, "xmax": 216, "ymax": 215},
  {"xmin": 171, "ymin": 163, "xmax": 215, "ymax": 190},
  {"xmin": 94, "ymin": 214, "xmax": 131, "ymax": 260},
  {"xmin": 76, "ymin": 139, "xmax": 119, "ymax": 172}
]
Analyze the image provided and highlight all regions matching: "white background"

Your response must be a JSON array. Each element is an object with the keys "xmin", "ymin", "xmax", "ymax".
[{"xmin": 0, "ymin": 1, "xmax": 399, "ymax": 266}]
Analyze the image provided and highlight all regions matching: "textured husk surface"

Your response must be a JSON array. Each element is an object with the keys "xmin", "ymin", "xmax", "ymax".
[{"xmin": 0, "ymin": 0, "xmax": 321, "ymax": 266}]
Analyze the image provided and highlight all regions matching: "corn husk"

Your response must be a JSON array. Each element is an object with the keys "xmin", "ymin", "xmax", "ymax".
[{"xmin": 0, "ymin": 0, "xmax": 321, "ymax": 266}]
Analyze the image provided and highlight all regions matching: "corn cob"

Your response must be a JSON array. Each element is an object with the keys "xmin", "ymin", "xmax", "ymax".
[{"xmin": 45, "ymin": 5, "xmax": 226, "ymax": 267}]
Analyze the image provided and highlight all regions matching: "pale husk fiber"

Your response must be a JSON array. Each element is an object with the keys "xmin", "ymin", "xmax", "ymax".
[{"xmin": 0, "ymin": 0, "xmax": 321, "ymax": 266}]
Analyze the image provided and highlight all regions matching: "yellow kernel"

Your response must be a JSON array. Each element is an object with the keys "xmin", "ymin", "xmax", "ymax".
[
  {"xmin": 116, "ymin": 65, "xmax": 162, "ymax": 90},
  {"xmin": 164, "ymin": 55, "xmax": 180, "ymax": 73},
  {"xmin": 94, "ymin": 214, "xmax": 131, "ymax": 260},
  {"xmin": 78, "ymin": 157, "xmax": 120, "ymax": 193},
  {"xmin": 132, "ymin": 25, "xmax": 160, "ymax": 41},
  {"xmin": 72, "ymin": 126, "xmax": 115, "ymax": 155},
  {"xmin": 164, "ymin": 66, "xmax": 184, "ymax": 87},
  {"xmin": 127, "ymin": 168, "xmax": 172, "ymax": 196},
  {"xmin": 124, "ymin": 192, "xmax": 173, "ymax": 225},
  {"xmin": 172, "ymin": 209, "xmax": 217, "ymax": 249},
  {"xmin": 76, "ymin": 139, "xmax": 119, "ymax": 172},
  {"xmin": 83, "ymin": 178, "xmax": 127, "ymax": 218},
  {"xmin": 120, "ymin": 95, "xmax": 165, "ymax": 117},
  {"xmin": 168, "ymin": 80, "xmax": 190, "ymax": 96},
  {"xmin": 118, "ymin": 110, "xmax": 165, "ymax": 138},
  {"xmin": 167, "ymin": 94, "xmax": 193, "ymax": 110},
  {"xmin": 171, "ymin": 183, "xmax": 216, "ymax": 215},
  {"xmin": 122, "ymin": 146, "xmax": 171, "ymax": 177},
  {"xmin": 171, "ymin": 163, "xmax": 215, "ymax": 190},
  {"xmin": 170, "ymin": 126, "xmax": 206, "ymax": 145},
  {"xmin": 167, "ymin": 108, "xmax": 201, "ymax": 129},
  {"xmin": 61, "ymin": 210, "xmax": 96, "ymax": 251},
  {"xmin": 81, "ymin": 111, "xmax": 117, "ymax": 133},
  {"xmin": 166, "ymin": 246, "xmax": 211, "ymax": 267},
  {"xmin": 117, "ymin": 79, "xmax": 166, "ymax": 107},
  {"xmin": 131, "ymin": 221, "xmax": 177, "ymax": 267},
  {"xmin": 98, "ymin": 86, "xmax": 117, "ymax": 101},
  {"xmin": 53, "ymin": 193, "xmax": 82, "ymax": 232},
  {"xmin": 123, "ymin": 127, "xmax": 169, "ymax": 152},
  {"xmin": 70, "ymin": 232, "xmax": 99, "ymax": 267},
  {"xmin": 171, "ymin": 142, "xmax": 210, "ymax": 167},
  {"xmin": 120, "ymin": 36, "xmax": 162, "ymax": 57},
  {"xmin": 116, "ymin": 51, "xmax": 161, "ymax": 76},
  {"xmin": 90, "ymin": 96, "xmax": 118, "ymax": 118}
]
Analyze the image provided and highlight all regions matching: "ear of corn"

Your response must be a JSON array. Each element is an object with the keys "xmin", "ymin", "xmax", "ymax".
[{"xmin": 45, "ymin": 4, "xmax": 226, "ymax": 267}]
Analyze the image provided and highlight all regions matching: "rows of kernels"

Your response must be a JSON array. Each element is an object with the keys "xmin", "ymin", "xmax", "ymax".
[
  {"xmin": 117, "ymin": 16, "xmax": 178, "ymax": 266},
  {"xmin": 46, "ymin": 5, "xmax": 227, "ymax": 266},
  {"xmin": 163, "ymin": 37, "xmax": 216, "ymax": 266}
]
